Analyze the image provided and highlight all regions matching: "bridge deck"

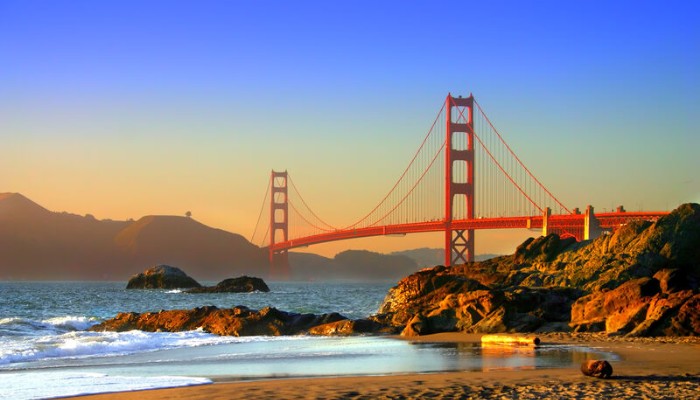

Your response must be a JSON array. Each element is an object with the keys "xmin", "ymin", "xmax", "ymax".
[{"xmin": 270, "ymin": 211, "xmax": 668, "ymax": 251}]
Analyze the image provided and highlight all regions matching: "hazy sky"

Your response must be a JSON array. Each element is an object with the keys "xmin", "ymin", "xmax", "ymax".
[{"xmin": 1, "ymin": 1, "xmax": 698, "ymax": 256}]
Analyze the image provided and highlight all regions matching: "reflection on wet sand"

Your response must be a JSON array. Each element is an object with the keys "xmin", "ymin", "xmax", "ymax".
[
  {"xmin": 480, "ymin": 342, "xmax": 536, "ymax": 371},
  {"xmin": 412, "ymin": 340, "xmax": 616, "ymax": 373}
]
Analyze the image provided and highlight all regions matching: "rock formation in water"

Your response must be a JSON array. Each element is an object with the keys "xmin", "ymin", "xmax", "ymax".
[
  {"xmin": 376, "ymin": 203, "xmax": 700, "ymax": 337},
  {"xmin": 126, "ymin": 265, "xmax": 201, "ymax": 289},
  {"xmin": 186, "ymin": 276, "xmax": 270, "ymax": 293},
  {"xmin": 90, "ymin": 305, "xmax": 390, "ymax": 336}
]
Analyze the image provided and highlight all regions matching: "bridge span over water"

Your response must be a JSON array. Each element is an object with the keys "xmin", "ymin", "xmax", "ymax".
[{"xmin": 251, "ymin": 94, "xmax": 667, "ymax": 278}]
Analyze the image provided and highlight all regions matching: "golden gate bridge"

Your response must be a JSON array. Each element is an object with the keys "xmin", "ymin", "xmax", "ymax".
[{"xmin": 251, "ymin": 94, "xmax": 667, "ymax": 279}]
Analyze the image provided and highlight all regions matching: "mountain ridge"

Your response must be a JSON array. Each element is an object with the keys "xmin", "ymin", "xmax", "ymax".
[
  {"xmin": 0, "ymin": 193, "xmax": 425, "ymax": 281},
  {"xmin": 0, "ymin": 193, "xmax": 266, "ymax": 280}
]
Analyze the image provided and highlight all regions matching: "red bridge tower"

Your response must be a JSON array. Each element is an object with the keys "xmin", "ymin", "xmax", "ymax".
[
  {"xmin": 445, "ymin": 94, "xmax": 475, "ymax": 265},
  {"xmin": 269, "ymin": 170, "xmax": 290, "ymax": 279}
]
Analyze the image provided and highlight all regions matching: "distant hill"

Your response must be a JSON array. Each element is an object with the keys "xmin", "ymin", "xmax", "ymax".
[
  {"xmin": 0, "ymin": 193, "xmax": 426, "ymax": 282},
  {"xmin": 289, "ymin": 250, "xmax": 418, "ymax": 281},
  {"xmin": 0, "ymin": 193, "xmax": 265, "ymax": 280},
  {"xmin": 391, "ymin": 248, "xmax": 502, "ymax": 267}
]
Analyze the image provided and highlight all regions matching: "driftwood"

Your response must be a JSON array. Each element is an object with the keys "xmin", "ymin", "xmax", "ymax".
[
  {"xmin": 481, "ymin": 334, "xmax": 541, "ymax": 346},
  {"xmin": 581, "ymin": 360, "xmax": 613, "ymax": 378}
]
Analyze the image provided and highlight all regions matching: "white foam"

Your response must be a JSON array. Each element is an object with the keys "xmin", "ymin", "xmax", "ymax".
[
  {"xmin": 43, "ymin": 315, "xmax": 98, "ymax": 331},
  {"xmin": 0, "ymin": 328, "xmax": 302, "ymax": 367},
  {"xmin": 0, "ymin": 371, "xmax": 211, "ymax": 400},
  {"xmin": 0, "ymin": 316, "xmax": 99, "ymax": 336}
]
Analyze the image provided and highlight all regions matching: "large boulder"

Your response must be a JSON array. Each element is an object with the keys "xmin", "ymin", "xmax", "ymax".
[
  {"xmin": 570, "ymin": 275, "xmax": 699, "ymax": 336},
  {"xmin": 126, "ymin": 265, "xmax": 201, "ymax": 289},
  {"xmin": 90, "ymin": 305, "xmax": 353, "ymax": 336},
  {"xmin": 378, "ymin": 264, "xmax": 581, "ymax": 336},
  {"xmin": 186, "ymin": 276, "xmax": 270, "ymax": 293}
]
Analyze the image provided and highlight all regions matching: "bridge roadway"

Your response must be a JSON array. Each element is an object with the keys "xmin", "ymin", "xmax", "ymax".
[{"xmin": 270, "ymin": 211, "xmax": 669, "ymax": 252}]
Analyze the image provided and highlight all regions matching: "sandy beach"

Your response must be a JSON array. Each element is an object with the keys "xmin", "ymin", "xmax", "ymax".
[{"xmin": 62, "ymin": 333, "xmax": 700, "ymax": 400}]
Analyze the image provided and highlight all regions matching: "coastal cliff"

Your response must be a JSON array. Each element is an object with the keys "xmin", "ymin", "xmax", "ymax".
[{"xmin": 376, "ymin": 203, "xmax": 700, "ymax": 337}]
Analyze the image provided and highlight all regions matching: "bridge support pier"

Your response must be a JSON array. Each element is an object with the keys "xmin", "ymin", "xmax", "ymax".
[
  {"xmin": 269, "ymin": 170, "xmax": 290, "ymax": 280},
  {"xmin": 446, "ymin": 229, "xmax": 474, "ymax": 266},
  {"xmin": 584, "ymin": 205, "xmax": 602, "ymax": 240},
  {"xmin": 444, "ymin": 94, "xmax": 475, "ymax": 266}
]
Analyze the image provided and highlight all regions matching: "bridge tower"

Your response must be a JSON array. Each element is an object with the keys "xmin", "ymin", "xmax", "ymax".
[
  {"xmin": 445, "ymin": 94, "xmax": 475, "ymax": 265},
  {"xmin": 269, "ymin": 170, "xmax": 290, "ymax": 279}
]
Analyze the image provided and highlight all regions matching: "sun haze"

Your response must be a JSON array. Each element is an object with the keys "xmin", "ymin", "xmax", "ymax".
[{"xmin": 0, "ymin": 1, "xmax": 697, "ymax": 257}]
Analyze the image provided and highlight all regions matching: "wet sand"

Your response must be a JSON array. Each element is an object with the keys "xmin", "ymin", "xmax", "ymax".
[{"xmin": 63, "ymin": 333, "xmax": 700, "ymax": 400}]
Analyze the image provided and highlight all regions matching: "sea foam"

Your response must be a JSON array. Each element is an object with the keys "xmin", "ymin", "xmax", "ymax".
[
  {"xmin": 0, "ymin": 371, "xmax": 211, "ymax": 400},
  {"xmin": 0, "ymin": 328, "xmax": 262, "ymax": 367}
]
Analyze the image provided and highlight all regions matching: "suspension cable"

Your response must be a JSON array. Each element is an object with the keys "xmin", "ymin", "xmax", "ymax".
[
  {"xmin": 250, "ymin": 180, "xmax": 270, "ymax": 244},
  {"xmin": 341, "ymin": 101, "xmax": 447, "ymax": 229},
  {"xmin": 357, "ymin": 144, "xmax": 445, "ymax": 228},
  {"xmin": 288, "ymin": 199, "xmax": 337, "ymax": 232},
  {"xmin": 473, "ymin": 130, "xmax": 543, "ymax": 213},
  {"xmin": 288, "ymin": 174, "xmax": 337, "ymax": 230},
  {"xmin": 474, "ymin": 99, "xmax": 571, "ymax": 214}
]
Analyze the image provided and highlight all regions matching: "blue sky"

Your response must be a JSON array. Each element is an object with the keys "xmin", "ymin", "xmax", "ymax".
[{"xmin": 1, "ymin": 1, "xmax": 698, "ymax": 256}]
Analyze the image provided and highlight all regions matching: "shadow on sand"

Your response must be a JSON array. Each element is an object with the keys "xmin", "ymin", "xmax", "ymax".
[{"xmin": 610, "ymin": 374, "xmax": 700, "ymax": 383}]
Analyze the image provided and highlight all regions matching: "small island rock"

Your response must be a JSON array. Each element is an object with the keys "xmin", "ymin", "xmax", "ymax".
[
  {"xmin": 126, "ymin": 265, "xmax": 201, "ymax": 289},
  {"xmin": 186, "ymin": 276, "xmax": 270, "ymax": 293}
]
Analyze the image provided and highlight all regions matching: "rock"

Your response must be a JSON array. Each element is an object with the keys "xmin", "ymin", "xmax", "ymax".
[
  {"xmin": 126, "ymin": 265, "xmax": 201, "ymax": 289},
  {"xmin": 90, "ymin": 305, "xmax": 349, "ymax": 336},
  {"xmin": 675, "ymin": 294, "xmax": 700, "ymax": 335},
  {"xmin": 513, "ymin": 234, "xmax": 576, "ymax": 264},
  {"xmin": 401, "ymin": 314, "xmax": 430, "ymax": 336},
  {"xmin": 570, "ymin": 277, "xmax": 659, "ymax": 334},
  {"xmin": 653, "ymin": 268, "xmax": 693, "ymax": 293},
  {"xmin": 308, "ymin": 318, "xmax": 395, "ymax": 336},
  {"xmin": 626, "ymin": 290, "xmax": 694, "ymax": 336},
  {"xmin": 380, "ymin": 264, "xmax": 581, "ymax": 335},
  {"xmin": 569, "ymin": 277, "xmax": 700, "ymax": 336},
  {"xmin": 581, "ymin": 360, "xmax": 613, "ymax": 378},
  {"xmin": 186, "ymin": 276, "xmax": 270, "ymax": 293}
]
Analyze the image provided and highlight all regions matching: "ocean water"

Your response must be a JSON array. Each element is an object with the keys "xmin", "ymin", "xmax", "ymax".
[{"xmin": 0, "ymin": 281, "xmax": 615, "ymax": 399}]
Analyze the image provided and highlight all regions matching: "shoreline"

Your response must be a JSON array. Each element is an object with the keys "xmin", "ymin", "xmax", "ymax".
[{"xmin": 60, "ymin": 333, "xmax": 700, "ymax": 400}]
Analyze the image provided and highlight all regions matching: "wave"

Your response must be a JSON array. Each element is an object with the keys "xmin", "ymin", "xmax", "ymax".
[
  {"xmin": 43, "ymin": 316, "xmax": 98, "ymax": 331},
  {"xmin": 0, "ymin": 327, "xmax": 307, "ymax": 367},
  {"xmin": 0, "ymin": 316, "xmax": 99, "ymax": 336},
  {"xmin": 1, "ymin": 371, "xmax": 211, "ymax": 400}
]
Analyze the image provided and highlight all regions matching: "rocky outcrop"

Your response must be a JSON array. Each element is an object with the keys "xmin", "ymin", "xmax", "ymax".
[
  {"xmin": 126, "ymin": 265, "xmax": 201, "ymax": 289},
  {"xmin": 186, "ymin": 276, "xmax": 270, "ymax": 293},
  {"xmin": 379, "ymin": 270, "xmax": 580, "ymax": 336},
  {"xmin": 570, "ymin": 275, "xmax": 700, "ymax": 336},
  {"xmin": 90, "ymin": 305, "xmax": 349, "ymax": 336},
  {"xmin": 376, "ymin": 203, "xmax": 700, "ymax": 337}
]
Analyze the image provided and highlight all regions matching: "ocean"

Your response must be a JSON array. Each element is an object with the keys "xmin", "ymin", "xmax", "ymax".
[{"xmin": 0, "ymin": 281, "xmax": 614, "ymax": 399}]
